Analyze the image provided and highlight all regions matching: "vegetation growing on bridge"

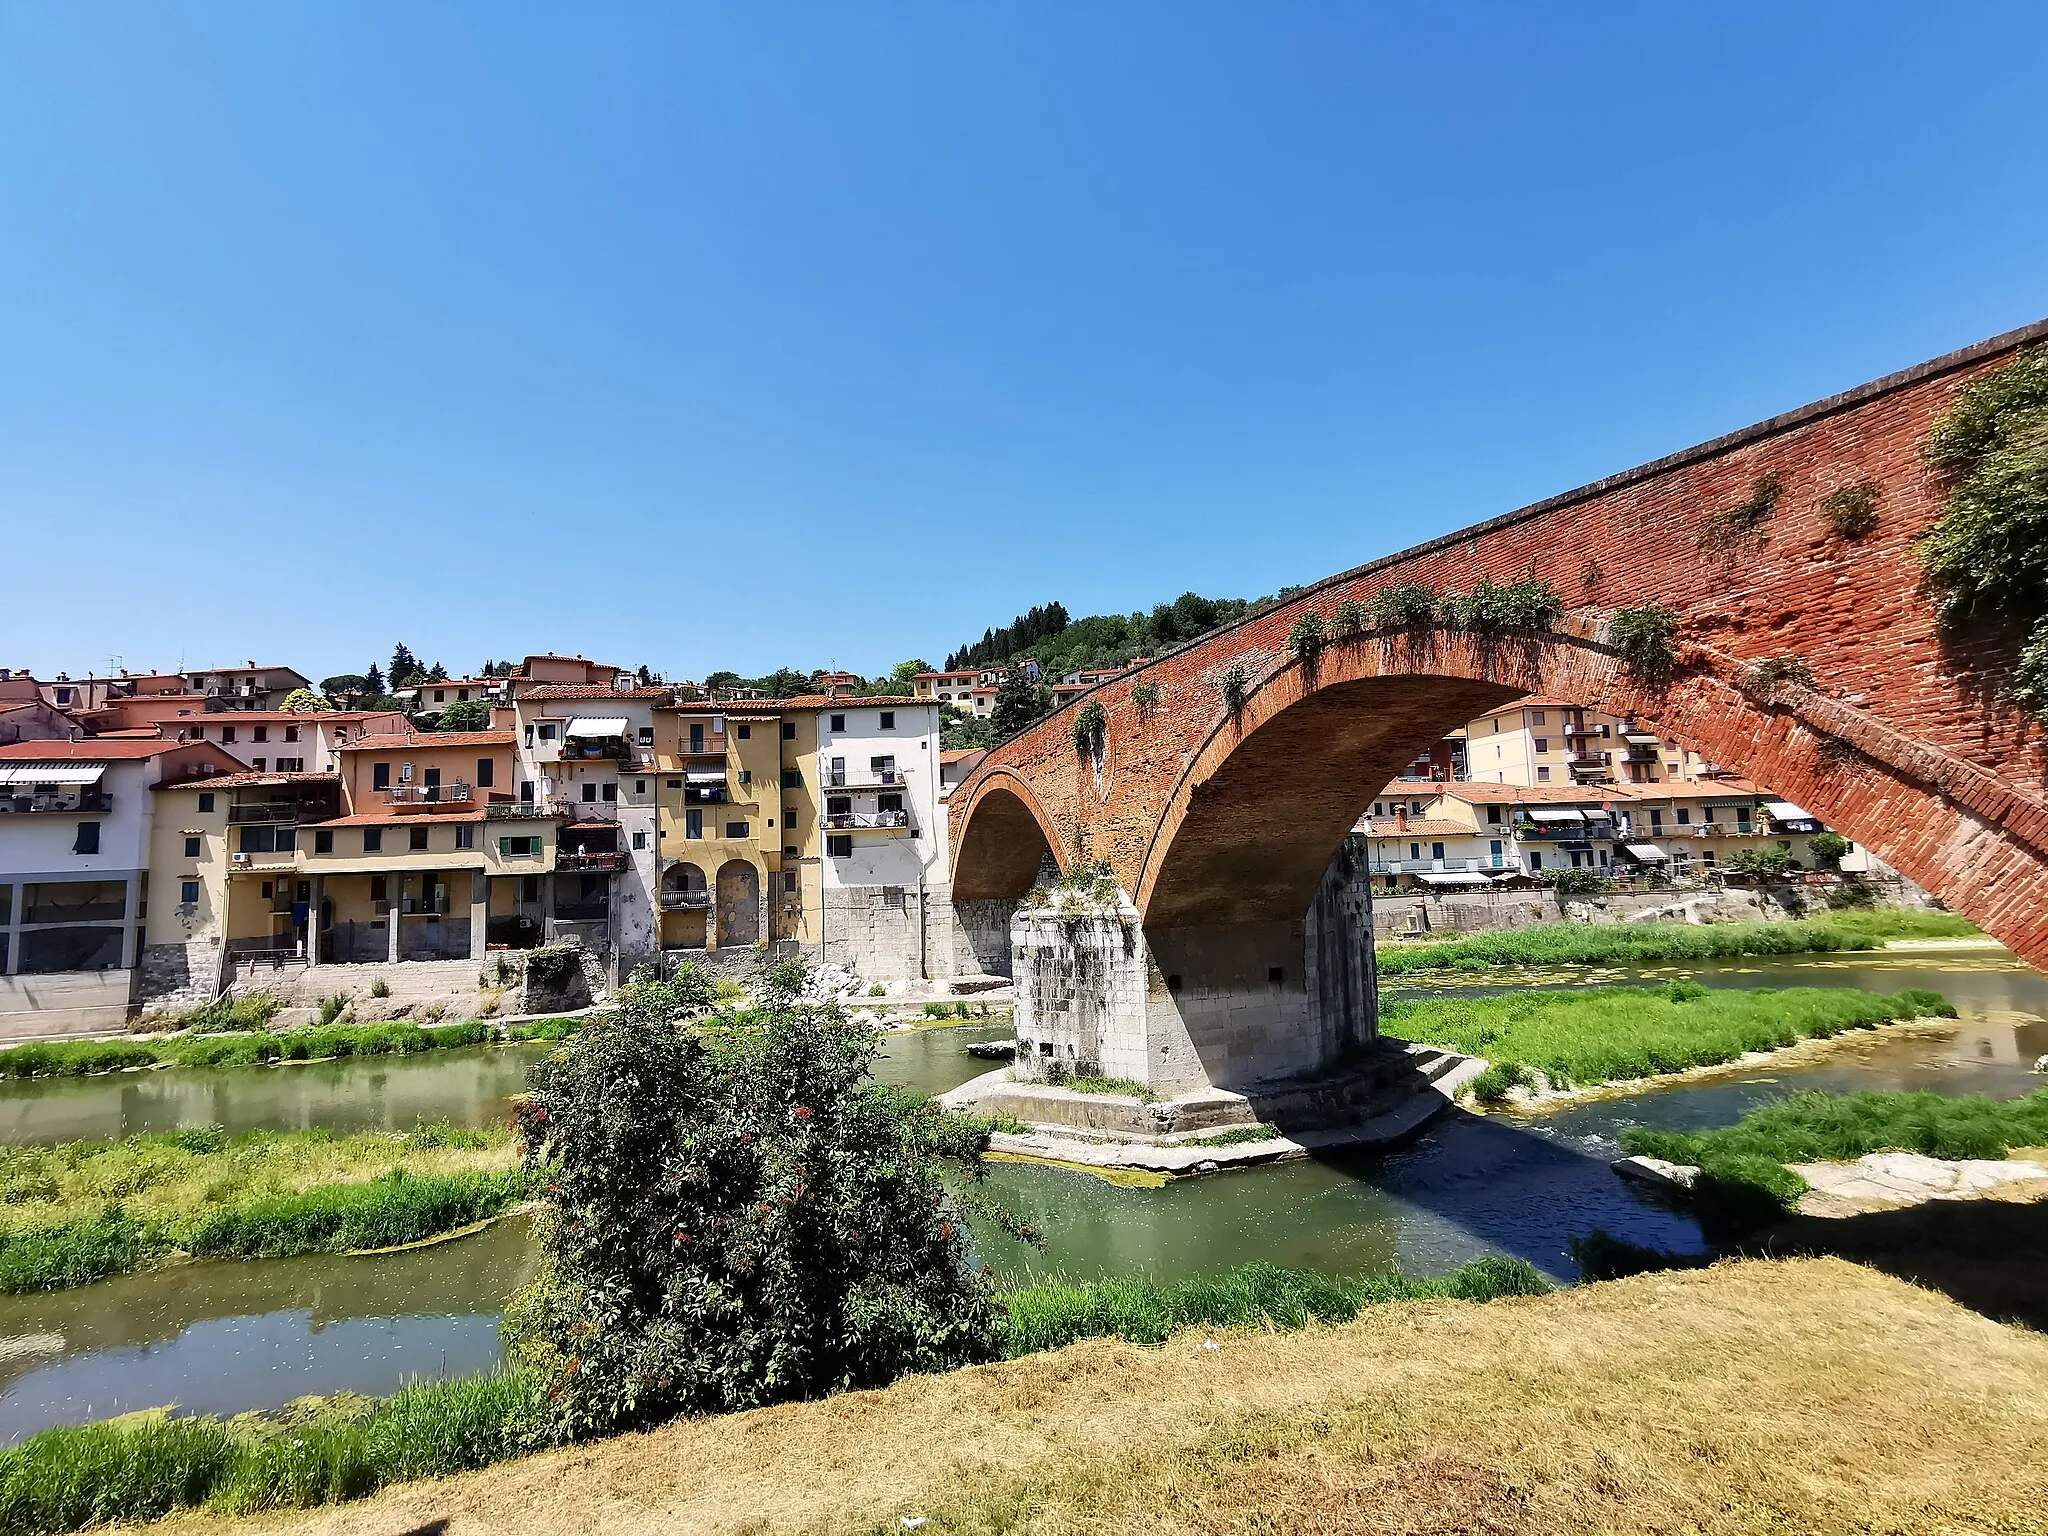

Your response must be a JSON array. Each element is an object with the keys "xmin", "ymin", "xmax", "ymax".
[
  {"xmin": 1367, "ymin": 581, "xmax": 1439, "ymax": 629},
  {"xmin": 1621, "ymin": 1087, "xmax": 2048, "ymax": 1226},
  {"xmin": 1695, "ymin": 470, "xmax": 1782, "ymax": 551},
  {"xmin": 1440, "ymin": 575, "xmax": 1565, "ymax": 635},
  {"xmin": 1820, "ymin": 480, "xmax": 1882, "ymax": 540},
  {"xmin": 1920, "ymin": 343, "xmax": 2048, "ymax": 721},
  {"xmin": 1607, "ymin": 603, "xmax": 1681, "ymax": 679},
  {"xmin": 1373, "ymin": 910, "xmax": 1979, "ymax": 975},
  {"xmin": 1071, "ymin": 699, "xmax": 1106, "ymax": 761},
  {"xmin": 1386, "ymin": 983, "xmax": 1955, "ymax": 1100}
]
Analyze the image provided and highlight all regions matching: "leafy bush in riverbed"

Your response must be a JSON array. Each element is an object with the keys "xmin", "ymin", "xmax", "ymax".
[
  {"xmin": 504, "ymin": 962, "xmax": 1002, "ymax": 1437},
  {"xmin": 183, "ymin": 1168, "xmax": 523, "ymax": 1259},
  {"xmin": 1386, "ymin": 985, "xmax": 1954, "ymax": 1094},
  {"xmin": 1374, "ymin": 911, "xmax": 1978, "ymax": 976},
  {"xmin": 1626, "ymin": 1088, "xmax": 2048, "ymax": 1171},
  {"xmin": 0, "ymin": 1016, "xmax": 539, "ymax": 1079}
]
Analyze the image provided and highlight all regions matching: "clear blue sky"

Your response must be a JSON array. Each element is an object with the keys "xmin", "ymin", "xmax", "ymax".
[{"xmin": 3, "ymin": 3, "xmax": 2044, "ymax": 686}]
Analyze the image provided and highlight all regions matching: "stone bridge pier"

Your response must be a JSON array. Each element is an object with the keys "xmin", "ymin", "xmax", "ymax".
[{"xmin": 998, "ymin": 847, "xmax": 1378, "ymax": 1097}]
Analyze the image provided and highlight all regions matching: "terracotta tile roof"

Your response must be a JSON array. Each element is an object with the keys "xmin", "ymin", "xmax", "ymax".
[
  {"xmin": 172, "ymin": 709, "xmax": 405, "ymax": 723},
  {"xmin": 1357, "ymin": 817, "xmax": 1473, "ymax": 836},
  {"xmin": 341, "ymin": 731, "xmax": 517, "ymax": 751},
  {"xmin": 780, "ymin": 695, "xmax": 934, "ymax": 710},
  {"xmin": 1434, "ymin": 782, "xmax": 1650, "ymax": 805},
  {"xmin": 0, "ymin": 738, "xmax": 187, "ymax": 760},
  {"xmin": 939, "ymin": 749, "xmax": 985, "ymax": 764},
  {"xmin": 515, "ymin": 685, "xmax": 669, "ymax": 701},
  {"xmin": 157, "ymin": 771, "xmax": 341, "ymax": 791},
  {"xmin": 87, "ymin": 728, "xmax": 163, "ymax": 739}
]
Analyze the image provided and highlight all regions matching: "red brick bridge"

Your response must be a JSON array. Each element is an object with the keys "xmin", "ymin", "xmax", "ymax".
[{"xmin": 948, "ymin": 319, "xmax": 2048, "ymax": 1092}]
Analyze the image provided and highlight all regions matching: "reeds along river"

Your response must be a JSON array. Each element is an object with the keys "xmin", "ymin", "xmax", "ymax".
[{"xmin": 0, "ymin": 945, "xmax": 2040, "ymax": 1444}]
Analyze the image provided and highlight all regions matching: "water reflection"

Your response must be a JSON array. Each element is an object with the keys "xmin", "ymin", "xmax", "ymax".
[{"xmin": 0, "ymin": 1216, "xmax": 537, "ymax": 1444}]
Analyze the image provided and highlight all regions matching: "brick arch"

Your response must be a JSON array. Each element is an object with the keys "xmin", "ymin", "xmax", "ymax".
[
  {"xmin": 951, "ymin": 773, "xmax": 1063, "ymax": 901},
  {"xmin": 952, "ymin": 318, "xmax": 2048, "ymax": 968}
]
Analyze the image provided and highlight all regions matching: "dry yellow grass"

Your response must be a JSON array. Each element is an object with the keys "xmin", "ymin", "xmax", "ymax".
[{"xmin": 167, "ymin": 1257, "xmax": 2048, "ymax": 1536}]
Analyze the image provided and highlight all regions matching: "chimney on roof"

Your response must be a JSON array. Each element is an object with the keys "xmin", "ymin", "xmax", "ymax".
[{"xmin": 1395, "ymin": 808, "xmax": 1408, "ymax": 832}]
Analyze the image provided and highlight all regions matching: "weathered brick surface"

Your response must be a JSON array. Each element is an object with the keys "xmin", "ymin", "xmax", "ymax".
[{"xmin": 952, "ymin": 320, "xmax": 2048, "ymax": 970}]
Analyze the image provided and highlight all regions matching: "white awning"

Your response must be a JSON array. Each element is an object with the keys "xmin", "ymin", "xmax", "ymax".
[
  {"xmin": 1623, "ymin": 733, "xmax": 1661, "ymax": 745},
  {"xmin": 1418, "ymin": 871, "xmax": 1491, "ymax": 886},
  {"xmin": 685, "ymin": 769, "xmax": 726, "ymax": 785},
  {"xmin": 1764, "ymin": 801, "xmax": 1812, "ymax": 820},
  {"xmin": 1625, "ymin": 842, "xmax": 1670, "ymax": 861},
  {"xmin": 1526, "ymin": 807, "xmax": 1586, "ymax": 822},
  {"xmin": 564, "ymin": 717, "xmax": 629, "ymax": 738},
  {"xmin": 0, "ymin": 763, "xmax": 108, "ymax": 785}
]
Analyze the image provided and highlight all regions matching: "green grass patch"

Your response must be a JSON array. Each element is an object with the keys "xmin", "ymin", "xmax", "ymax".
[
  {"xmin": 1385, "ymin": 984, "xmax": 1954, "ymax": 1093},
  {"xmin": 0, "ymin": 1370, "xmax": 554, "ymax": 1531},
  {"xmin": 1000, "ymin": 1256, "xmax": 1548, "ymax": 1356},
  {"xmin": 0, "ymin": 1123, "xmax": 522, "ymax": 1291},
  {"xmin": 1375, "ymin": 912, "xmax": 1979, "ymax": 976},
  {"xmin": 1066, "ymin": 1074, "xmax": 1157, "ymax": 1101},
  {"xmin": 0, "ymin": 1016, "xmax": 562, "ymax": 1080},
  {"xmin": 1179, "ymin": 1123, "xmax": 1281, "ymax": 1148}
]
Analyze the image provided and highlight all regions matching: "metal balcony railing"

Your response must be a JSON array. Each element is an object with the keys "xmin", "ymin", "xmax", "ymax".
[
  {"xmin": 822, "ymin": 770, "xmax": 901, "ymax": 789},
  {"xmin": 385, "ymin": 782, "xmax": 472, "ymax": 805},
  {"xmin": 486, "ymin": 800, "xmax": 563, "ymax": 819},
  {"xmin": 822, "ymin": 810, "xmax": 911, "ymax": 830},
  {"xmin": 557, "ymin": 850, "xmax": 629, "ymax": 873},
  {"xmin": 660, "ymin": 889, "xmax": 712, "ymax": 910},
  {"xmin": 228, "ymin": 802, "xmax": 302, "ymax": 824},
  {"xmin": 0, "ymin": 791, "xmax": 113, "ymax": 814},
  {"xmin": 1370, "ymin": 856, "xmax": 1519, "ymax": 875}
]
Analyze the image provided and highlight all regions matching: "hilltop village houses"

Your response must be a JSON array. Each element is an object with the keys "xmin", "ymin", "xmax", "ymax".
[{"xmin": 0, "ymin": 658, "xmax": 1864, "ymax": 1033}]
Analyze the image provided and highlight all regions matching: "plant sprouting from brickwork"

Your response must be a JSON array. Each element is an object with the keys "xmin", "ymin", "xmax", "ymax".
[
  {"xmin": 1607, "ymin": 604, "xmax": 1681, "ymax": 682},
  {"xmin": 1696, "ymin": 471, "xmax": 1783, "ymax": 552},
  {"xmin": 1747, "ymin": 655, "xmax": 1815, "ymax": 695},
  {"xmin": 1919, "ymin": 344, "xmax": 2048, "ymax": 722},
  {"xmin": 1820, "ymin": 481, "xmax": 1882, "ymax": 540},
  {"xmin": 1071, "ymin": 700, "xmax": 1106, "ymax": 763},
  {"xmin": 1021, "ymin": 859, "xmax": 1123, "ymax": 916},
  {"xmin": 1218, "ymin": 664, "xmax": 1250, "ymax": 719},
  {"xmin": 1331, "ymin": 598, "xmax": 1367, "ymax": 639},
  {"xmin": 1443, "ymin": 576, "xmax": 1565, "ymax": 636},
  {"xmin": 1130, "ymin": 680, "xmax": 1160, "ymax": 713},
  {"xmin": 1367, "ymin": 582, "xmax": 1438, "ymax": 630},
  {"xmin": 1287, "ymin": 611, "xmax": 1326, "ymax": 680}
]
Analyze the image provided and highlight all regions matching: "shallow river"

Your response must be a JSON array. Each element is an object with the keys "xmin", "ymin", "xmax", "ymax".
[{"xmin": 0, "ymin": 945, "xmax": 2039, "ymax": 1443}]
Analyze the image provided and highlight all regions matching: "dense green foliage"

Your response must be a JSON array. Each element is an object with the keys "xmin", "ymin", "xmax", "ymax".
[
  {"xmin": 1071, "ymin": 700, "xmax": 1106, "ymax": 760},
  {"xmin": 1367, "ymin": 581, "xmax": 1438, "ymax": 629},
  {"xmin": 1218, "ymin": 663, "xmax": 1250, "ymax": 717},
  {"xmin": 990, "ymin": 662, "xmax": 1043, "ymax": 736},
  {"xmin": 942, "ymin": 589, "xmax": 1312, "ymax": 683},
  {"xmin": 1622, "ymin": 1088, "xmax": 2048, "ymax": 1228},
  {"xmin": 1696, "ymin": 471, "xmax": 1782, "ymax": 551},
  {"xmin": 141, "ymin": 994, "xmax": 279, "ymax": 1035},
  {"xmin": 1539, "ymin": 867, "xmax": 1614, "ymax": 896},
  {"xmin": 1807, "ymin": 832, "xmax": 1852, "ymax": 869},
  {"xmin": 1441, "ymin": 576, "xmax": 1564, "ymax": 635},
  {"xmin": 1374, "ymin": 911, "xmax": 1977, "ymax": 975},
  {"xmin": 1820, "ymin": 481, "xmax": 1881, "ymax": 539},
  {"xmin": 1286, "ymin": 610, "xmax": 1326, "ymax": 676},
  {"xmin": 505, "ymin": 970, "xmax": 1001, "ymax": 1436},
  {"xmin": 432, "ymin": 699, "xmax": 492, "ymax": 731},
  {"xmin": 1000, "ymin": 1257, "xmax": 1547, "ymax": 1356},
  {"xmin": 0, "ymin": 1016, "xmax": 572, "ymax": 1080},
  {"xmin": 1385, "ymin": 984, "xmax": 1955, "ymax": 1093},
  {"xmin": 1728, "ymin": 846, "xmax": 1797, "ymax": 879}
]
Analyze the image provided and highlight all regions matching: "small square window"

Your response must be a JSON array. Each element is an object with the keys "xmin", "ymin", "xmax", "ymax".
[
  {"xmin": 364, "ymin": 828, "xmax": 383, "ymax": 853},
  {"xmin": 183, "ymin": 835, "xmax": 201, "ymax": 858},
  {"xmin": 409, "ymin": 826, "xmax": 429, "ymax": 851},
  {"xmin": 782, "ymin": 871, "xmax": 797, "ymax": 893},
  {"xmin": 601, "ymin": 782, "xmax": 617, "ymax": 802},
  {"xmin": 879, "ymin": 711, "xmax": 894, "ymax": 730},
  {"xmin": 724, "ymin": 821, "xmax": 747, "ymax": 839},
  {"xmin": 197, "ymin": 793, "xmax": 215, "ymax": 813},
  {"xmin": 253, "ymin": 726, "xmax": 268, "ymax": 742},
  {"xmin": 632, "ymin": 830, "xmax": 647, "ymax": 850},
  {"xmin": 315, "ymin": 829, "xmax": 334, "ymax": 853},
  {"xmin": 782, "ymin": 723, "xmax": 796, "ymax": 740},
  {"xmin": 180, "ymin": 880, "xmax": 200, "ymax": 905},
  {"xmin": 830, "ymin": 714, "xmax": 845, "ymax": 732},
  {"xmin": 455, "ymin": 825, "xmax": 475, "ymax": 850},
  {"xmin": 73, "ymin": 821, "xmax": 100, "ymax": 855},
  {"xmin": 221, "ymin": 726, "xmax": 237, "ymax": 743},
  {"xmin": 827, "ymin": 834, "xmax": 853, "ymax": 858},
  {"xmin": 737, "ymin": 724, "xmax": 750, "ymax": 740},
  {"xmin": 782, "ymin": 769, "xmax": 802, "ymax": 789}
]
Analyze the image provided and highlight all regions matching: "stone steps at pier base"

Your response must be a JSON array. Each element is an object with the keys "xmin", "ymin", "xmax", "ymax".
[{"xmin": 941, "ymin": 1038, "xmax": 1487, "ymax": 1175}]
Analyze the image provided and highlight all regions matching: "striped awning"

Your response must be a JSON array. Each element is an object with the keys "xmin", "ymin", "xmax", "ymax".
[
  {"xmin": 1625, "ymin": 843, "xmax": 1670, "ymax": 861},
  {"xmin": 1526, "ymin": 807, "xmax": 1585, "ymax": 823},
  {"xmin": 685, "ymin": 769, "xmax": 726, "ymax": 785},
  {"xmin": 564, "ymin": 717, "xmax": 629, "ymax": 738},
  {"xmin": 0, "ymin": 763, "xmax": 107, "ymax": 785}
]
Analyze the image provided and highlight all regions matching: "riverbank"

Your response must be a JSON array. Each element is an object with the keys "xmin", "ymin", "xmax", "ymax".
[
  {"xmin": 0, "ymin": 1124, "xmax": 524, "ymax": 1291},
  {"xmin": 0, "ymin": 1017, "xmax": 577, "ymax": 1081},
  {"xmin": 150, "ymin": 1257, "xmax": 2048, "ymax": 1536},
  {"xmin": 1384, "ymin": 983, "xmax": 1955, "ymax": 1102},
  {"xmin": 1375, "ymin": 909, "xmax": 1980, "ymax": 976}
]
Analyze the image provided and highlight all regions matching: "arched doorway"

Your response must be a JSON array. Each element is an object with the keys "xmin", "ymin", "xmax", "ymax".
[
  {"xmin": 659, "ymin": 861, "xmax": 708, "ymax": 950},
  {"xmin": 715, "ymin": 860, "xmax": 761, "ymax": 948}
]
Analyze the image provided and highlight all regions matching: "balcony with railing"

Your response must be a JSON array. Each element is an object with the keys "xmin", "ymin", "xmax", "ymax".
[
  {"xmin": 228, "ymin": 801, "xmax": 303, "ymax": 824},
  {"xmin": 1370, "ymin": 855, "xmax": 1520, "ymax": 876},
  {"xmin": 485, "ymin": 798, "xmax": 566, "ymax": 820},
  {"xmin": 821, "ymin": 809, "xmax": 913, "ymax": 831},
  {"xmin": 556, "ymin": 850, "xmax": 630, "ymax": 874},
  {"xmin": 660, "ymin": 888, "xmax": 712, "ymax": 911},
  {"xmin": 822, "ymin": 769, "xmax": 904, "ymax": 789},
  {"xmin": 1513, "ymin": 816, "xmax": 1621, "ymax": 840},
  {"xmin": 385, "ymin": 781, "xmax": 473, "ymax": 809},
  {"xmin": 0, "ymin": 789, "xmax": 112, "ymax": 814}
]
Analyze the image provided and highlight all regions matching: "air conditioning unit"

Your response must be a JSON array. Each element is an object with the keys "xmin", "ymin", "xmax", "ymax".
[{"xmin": 231, "ymin": 853, "xmax": 251, "ymax": 866}]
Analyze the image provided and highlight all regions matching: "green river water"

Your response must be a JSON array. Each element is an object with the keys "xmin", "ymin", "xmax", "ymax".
[{"xmin": 0, "ymin": 943, "xmax": 2039, "ymax": 1443}]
